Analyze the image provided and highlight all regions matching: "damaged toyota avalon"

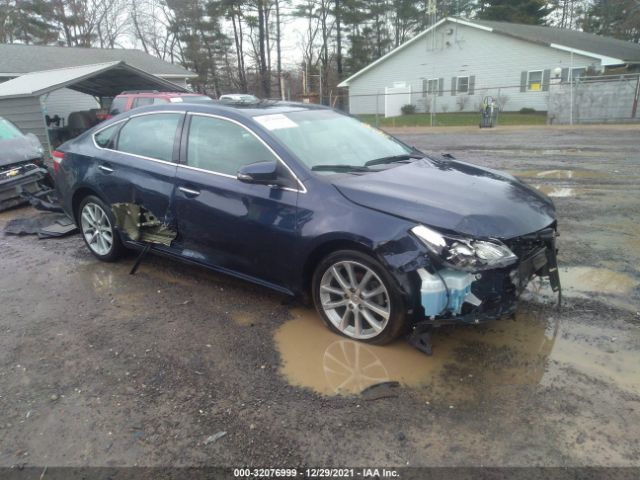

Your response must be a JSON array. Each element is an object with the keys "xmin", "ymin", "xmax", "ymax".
[{"xmin": 53, "ymin": 101, "xmax": 560, "ymax": 347}]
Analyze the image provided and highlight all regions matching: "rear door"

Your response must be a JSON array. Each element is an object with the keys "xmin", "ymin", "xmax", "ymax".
[
  {"xmin": 91, "ymin": 111, "xmax": 184, "ymax": 232},
  {"xmin": 172, "ymin": 112, "xmax": 301, "ymax": 290}
]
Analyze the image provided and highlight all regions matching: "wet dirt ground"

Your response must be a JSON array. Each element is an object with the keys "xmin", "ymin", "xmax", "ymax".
[{"xmin": 0, "ymin": 125, "xmax": 639, "ymax": 468}]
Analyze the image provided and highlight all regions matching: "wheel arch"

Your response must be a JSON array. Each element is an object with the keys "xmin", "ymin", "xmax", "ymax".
[
  {"xmin": 71, "ymin": 186, "xmax": 102, "ymax": 223},
  {"xmin": 301, "ymin": 238, "xmax": 375, "ymax": 297}
]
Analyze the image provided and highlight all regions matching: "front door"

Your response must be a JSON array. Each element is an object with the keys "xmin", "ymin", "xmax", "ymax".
[{"xmin": 172, "ymin": 113, "xmax": 301, "ymax": 290}]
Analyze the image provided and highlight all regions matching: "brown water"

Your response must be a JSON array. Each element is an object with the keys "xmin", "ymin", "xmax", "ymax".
[
  {"xmin": 533, "ymin": 185, "xmax": 581, "ymax": 197},
  {"xmin": 513, "ymin": 169, "xmax": 612, "ymax": 180},
  {"xmin": 275, "ymin": 307, "xmax": 640, "ymax": 399},
  {"xmin": 559, "ymin": 266, "xmax": 638, "ymax": 297},
  {"xmin": 274, "ymin": 307, "xmax": 558, "ymax": 397}
]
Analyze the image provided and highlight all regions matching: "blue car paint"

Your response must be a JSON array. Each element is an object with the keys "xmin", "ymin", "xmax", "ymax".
[{"xmin": 54, "ymin": 101, "xmax": 557, "ymax": 320}]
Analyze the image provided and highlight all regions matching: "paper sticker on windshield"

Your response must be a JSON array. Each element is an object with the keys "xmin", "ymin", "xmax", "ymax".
[{"xmin": 254, "ymin": 114, "xmax": 298, "ymax": 131}]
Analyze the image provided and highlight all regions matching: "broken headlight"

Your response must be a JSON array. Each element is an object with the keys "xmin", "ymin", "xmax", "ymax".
[{"xmin": 411, "ymin": 225, "xmax": 518, "ymax": 271}]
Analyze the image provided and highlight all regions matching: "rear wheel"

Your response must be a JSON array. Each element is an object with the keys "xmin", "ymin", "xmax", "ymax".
[
  {"xmin": 78, "ymin": 195, "xmax": 123, "ymax": 262},
  {"xmin": 312, "ymin": 250, "xmax": 407, "ymax": 345}
]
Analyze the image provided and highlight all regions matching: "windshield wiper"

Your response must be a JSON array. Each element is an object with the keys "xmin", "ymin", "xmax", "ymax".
[
  {"xmin": 364, "ymin": 153, "xmax": 424, "ymax": 167},
  {"xmin": 311, "ymin": 164, "xmax": 372, "ymax": 173}
]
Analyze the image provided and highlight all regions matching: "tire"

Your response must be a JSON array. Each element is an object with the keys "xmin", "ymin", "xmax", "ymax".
[
  {"xmin": 312, "ymin": 249, "xmax": 407, "ymax": 345},
  {"xmin": 78, "ymin": 195, "xmax": 124, "ymax": 262}
]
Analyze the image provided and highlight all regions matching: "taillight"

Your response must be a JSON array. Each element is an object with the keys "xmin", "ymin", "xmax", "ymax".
[{"xmin": 52, "ymin": 150, "xmax": 65, "ymax": 173}]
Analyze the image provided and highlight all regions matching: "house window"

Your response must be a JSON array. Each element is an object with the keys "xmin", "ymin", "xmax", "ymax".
[
  {"xmin": 423, "ymin": 79, "xmax": 438, "ymax": 96},
  {"xmin": 457, "ymin": 76, "xmax": 469, "ymax": 94},
  {"xmin": 527, "ymin": 70, "xmax": 543, "ymax": 91}
]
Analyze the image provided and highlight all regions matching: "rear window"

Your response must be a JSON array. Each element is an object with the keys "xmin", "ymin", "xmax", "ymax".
[
  {"xmin": 132, "ymin": 97, "xmax": 155, "ymax": 108},
  {"xmin": 0, "ymin": 118, "xmax": 23, "ymax": 140},
  {"xmin": 94, "ymin": 123, "xmax": 120, "ymax": 149},
  {"xmin": 109, "ymin": 97, "xmax": 128, "ymax": 116},
  {"xmin": 180, "ymin": 95, "xmax": 213, "ymax": 104},
  {"xmin": 116, "ymin": 113, "xmax": 181, "ymax": 162}
]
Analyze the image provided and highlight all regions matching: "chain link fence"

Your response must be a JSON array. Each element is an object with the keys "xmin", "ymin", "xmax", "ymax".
[{"xmin": 328, "ymin": 74, "xmax": 640, "ymax": 127}]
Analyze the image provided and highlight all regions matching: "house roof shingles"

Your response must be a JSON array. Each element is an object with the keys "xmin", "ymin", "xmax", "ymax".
[
  {"xmin": 470, "ymin": 19, "xmax": 640, "ymax": 63},
  {"xmin": 0, "ymin": 44, "xmax": 196, "ymax": 77}
]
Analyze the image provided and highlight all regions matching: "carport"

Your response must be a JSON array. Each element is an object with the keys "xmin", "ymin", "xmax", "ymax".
[{"xmin": 0, "ymin": 61, "xmax": 188, "ymax": 153}]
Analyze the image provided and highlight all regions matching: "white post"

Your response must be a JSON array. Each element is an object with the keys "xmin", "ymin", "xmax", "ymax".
[{"xmin": 570, "ymin": 50, "xmax": 574, "ymax": 125}]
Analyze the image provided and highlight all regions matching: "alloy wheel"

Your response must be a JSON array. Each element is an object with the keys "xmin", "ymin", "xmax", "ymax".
[
  {"xmin": 319, "ymin": 260, "xmax": 391, "ymax": 340},
  {"xmin": 80, "ymin": 202, "xmax": 114, "ymax": 256}
]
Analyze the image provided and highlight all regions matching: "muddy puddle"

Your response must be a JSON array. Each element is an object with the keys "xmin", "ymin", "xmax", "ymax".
[
  {"xmin": 511, "ymin": 169, "xmax": 613, "ymax": 180},
  {"xmin": 275, "ymin": 307, "xmax": 559, "ymax": 398},
  {"xmin": 275, "ymin": 307, "xmax": 640, "ymax": 400},
  {"xmin": 559, "ymin": 266, "xmax": 639, "ymax": 298},
  {"xmin": 533, "ymin": 185, "xmax": 581, "ymax": 197}
]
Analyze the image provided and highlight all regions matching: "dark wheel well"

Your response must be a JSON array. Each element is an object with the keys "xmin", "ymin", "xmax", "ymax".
[
  {"xmin": 71, "ymin": 187, "xmax": 100, "ymax": 222},
  {"xmin": 302, "ymin": 240, "xmax": 376, "ymax": 295}
]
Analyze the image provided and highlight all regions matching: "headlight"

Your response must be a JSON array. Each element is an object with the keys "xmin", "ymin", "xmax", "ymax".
[{"xmin": 411, "ymin": 225, "xmax": 517, "ymax": 271}]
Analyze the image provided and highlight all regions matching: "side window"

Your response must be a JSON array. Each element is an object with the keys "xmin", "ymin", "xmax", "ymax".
[
  {"xmin": 117, "ymin": 113, "xmax": 181, "ymax": 162},
  {"xmin": 186, "ymin": 115, "xmax": 278, "ymax": 176},
  {"xmin": 527, "ymin": 71, "xmax": 543, "ymax": 91},
  {"xmin": 457, "ymin": 76, "xmax": 469, "ymax": 94},
  {"xmin": 153, "ymin": 97, "xmax": 169, "ymax": 105},
  {"xmin": 94, "ymin": 123, "xmax": 120, "ymax": 148},
  {"xmin": 109, "ymin": 97, "xmax": 128, "ymax": 115},
  {"xmin": 132, "ymin": 97, "xmax": 155, "ymax": 108}
]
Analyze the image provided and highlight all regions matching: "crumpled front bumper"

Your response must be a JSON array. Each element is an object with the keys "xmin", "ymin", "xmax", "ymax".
[
  {"xmin": 415, "ymin": 227, "xmax": 560, "ymax": 326},
  {"xmin": 0, "ymin": 163, "xmax": 48, "ymax": 211}
]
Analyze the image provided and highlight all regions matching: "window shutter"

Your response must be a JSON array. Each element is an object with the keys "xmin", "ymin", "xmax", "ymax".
[
  {"xmin": 451, "ymin": 77, "xmax": 457, "ymax": 96},
  {"xmin": 561, "ymin": 68, "xmax": 569, "ymax": 83},
  {"xmin": 520, "ymin": 71, "xmax": 527, "ymax": 92},
  {"xmin": 542, "ymin": 69, "xmax": 551, "ymax": 91},
  {"xmin": 438, "ymin": 78, "xmax": 444, "ymax": 96},
  {"xmin": 468, "ymin": 75, "xmax": 476, "ymax": 95},
  {"xmin": 422, "ymin": 79, "xmax": 427, "ymax": 97}
]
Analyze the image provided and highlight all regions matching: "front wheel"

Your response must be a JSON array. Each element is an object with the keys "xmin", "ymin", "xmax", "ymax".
[
  {"xmin": 78, "ymin": 195, "xmax": 124, "ymax": 262},
  {"xmin": 312, "ymin": 250, "xmax": 407, "ymax": 345}
]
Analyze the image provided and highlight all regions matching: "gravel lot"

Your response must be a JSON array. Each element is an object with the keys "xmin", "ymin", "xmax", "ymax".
[{"xmin": 0, "ymin": 125, "xmax": 638, "ymax": 469}]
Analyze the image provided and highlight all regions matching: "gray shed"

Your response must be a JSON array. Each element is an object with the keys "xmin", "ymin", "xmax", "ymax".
[{"xmin": 0, "ymin": 61, "xmax": 187, "ymax": 152}]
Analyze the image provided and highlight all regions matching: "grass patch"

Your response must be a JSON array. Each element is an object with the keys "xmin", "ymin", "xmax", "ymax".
[{"xmin": 357, "ymin": 112, "xmax": 548, "ymax": 128}]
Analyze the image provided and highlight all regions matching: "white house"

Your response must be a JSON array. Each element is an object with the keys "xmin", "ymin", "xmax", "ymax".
[
  {"xmin": 338, "ymin": 18, "xmax": 640, "ymax": 116},
  {"xmin": 0, "ymin": 44, "xmax": 197, "ymax": 125}
]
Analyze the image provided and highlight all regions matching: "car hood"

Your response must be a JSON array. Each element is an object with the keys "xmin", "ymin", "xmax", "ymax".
[
  {"xmin": 331, "ymin": 158, "xmax": 556, "ymax": 239},
  {"xmin": 0, "ymin": 136, "xmax": 43, "ymax": 168}
]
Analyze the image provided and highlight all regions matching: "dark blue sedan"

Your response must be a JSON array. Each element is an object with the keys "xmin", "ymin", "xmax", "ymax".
[{"xmin": 53, "ymin": 101, "xmax": 560, "ymax": 345}]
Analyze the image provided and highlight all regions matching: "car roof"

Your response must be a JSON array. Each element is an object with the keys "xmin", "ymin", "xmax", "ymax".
[{"xmin": 123, "ymin": 100, "xmax": 331, "ymax": 119}]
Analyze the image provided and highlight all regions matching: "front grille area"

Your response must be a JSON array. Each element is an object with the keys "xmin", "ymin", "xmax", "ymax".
[{"xmin": 505, "ymin": 226, "xmax": 556, "ymax": 262}]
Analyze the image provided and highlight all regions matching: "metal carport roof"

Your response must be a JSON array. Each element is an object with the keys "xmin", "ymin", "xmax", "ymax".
[
  {"xmin": 0, "ymin": 61, "xmax": 188, "ymax": 152},
  {"xmin": 0, "ymin": 61, "xmax": 188, "ymax": 99}
]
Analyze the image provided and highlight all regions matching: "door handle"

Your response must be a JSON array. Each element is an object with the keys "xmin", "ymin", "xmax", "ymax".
[
  {"xmin": 98, "ymin": 164, "xmax": 114, "ymax": 173},
  {"xmin": 179, "ymin": 186, "xmax": 200, "ymax": 197}
]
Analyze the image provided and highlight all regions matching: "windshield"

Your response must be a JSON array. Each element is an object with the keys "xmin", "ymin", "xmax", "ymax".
[
  {"xmin": 254, "ymin": 110, "xmax": 414, "ymax": 171},
  {"xmin": 0, "ymin": 118, "xmax": 24, "ymax": 141}
]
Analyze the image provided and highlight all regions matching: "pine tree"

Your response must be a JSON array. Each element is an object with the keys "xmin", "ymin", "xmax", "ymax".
[{"xmin": 477, "ymin": 0, "xmax": 553, "ymax": 25}]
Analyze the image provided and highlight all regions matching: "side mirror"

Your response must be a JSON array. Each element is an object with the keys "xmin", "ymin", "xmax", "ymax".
[{"xmin": 237, "ymin": 161, "xmax": 280, "ymax": 185}]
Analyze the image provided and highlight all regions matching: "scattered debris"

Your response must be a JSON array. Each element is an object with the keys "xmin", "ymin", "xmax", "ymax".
[
  {"xmin": 3, "ymin": 212, "xmax": 77, "ymax": 238},
  {"xmin": 361, "ymin": 381, "xmax": 400, "ymax": 401},
  {"xmin": 204, "ymin": 431, "xmax": 227, "ymax": 445}
]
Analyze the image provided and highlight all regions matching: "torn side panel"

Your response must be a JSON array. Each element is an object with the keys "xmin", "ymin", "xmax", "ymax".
[{"xmin": 111, "ymin": 203, "xmax": 177, "ymax": 246}]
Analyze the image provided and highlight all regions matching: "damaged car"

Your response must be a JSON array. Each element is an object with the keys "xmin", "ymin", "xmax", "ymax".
[
  {"xmin": 52, "ymin": 102, "xmax": 560, "ymax": 346},
  {"xmin": 0, "ymin": 117, "xmax": 48, "ymax": 211}
]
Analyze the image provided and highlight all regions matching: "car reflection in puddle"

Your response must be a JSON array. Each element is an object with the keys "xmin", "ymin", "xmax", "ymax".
[{"xmin": 274, "ymin": 306, "xmax": 559, "ymax": 398}]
